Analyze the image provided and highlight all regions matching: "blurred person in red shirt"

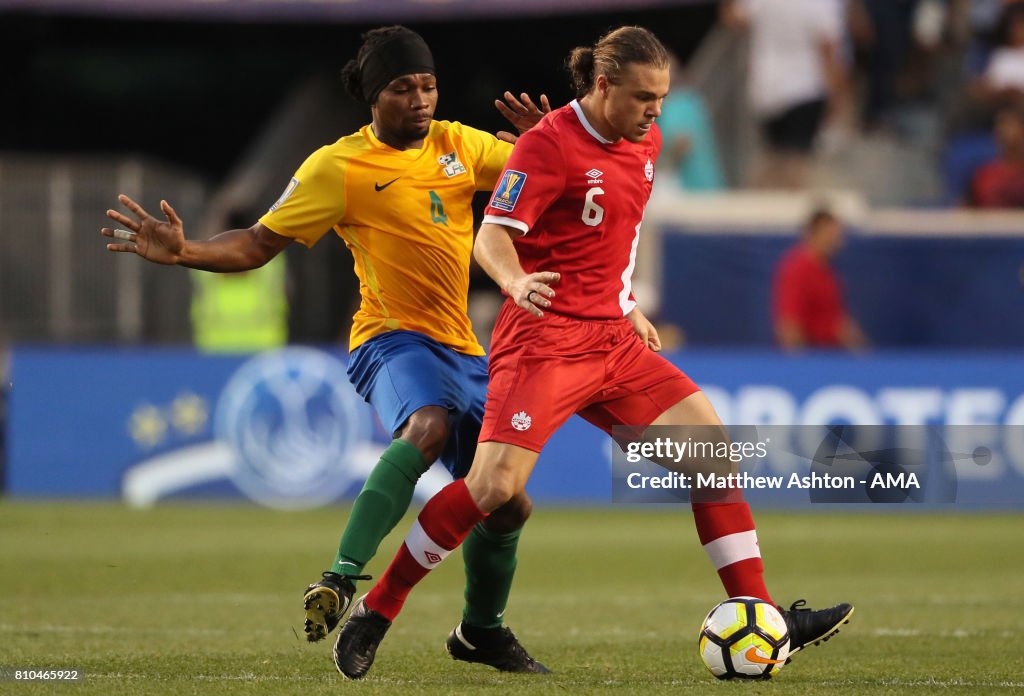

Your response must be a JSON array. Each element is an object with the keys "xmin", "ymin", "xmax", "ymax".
[
  {"xmin": 773, "ymin": 209, "xmax": 867, "ymax": 351},
  {"xmin": 971, "ymin": 105, "xmax": 1024, "ymax": 207}
]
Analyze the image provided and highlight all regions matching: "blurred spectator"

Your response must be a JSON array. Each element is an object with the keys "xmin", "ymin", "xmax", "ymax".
[
  {"xmin": 971, "ymin": 2, "xmax": 1024, "ymax": 111},
  {"xmin": 190, "ymin": 212, "xmax": 289, "ymax": 353},
  {"xmin": 850, "ymin": 0, "xmax": 919, "ymax": 130},
  {"xmin": 942, "ymin": 2, "xmax": 1024, "ymax": 204},
  {"xmin": 941, "ymin": 129, "xmax": 1000, "ymax": 205},
  {"xmin": 772, "ymin": 210, "xmax": 867, "ymax": 351},
  {"xmin": 656, "ymin": 55, "xmax": 724, "ymax": 191},
  {"xmin": 970, "ymin": 105, "xmax": 1024, "ymax": 206},
  {"xmin": 949, "ymin": 0, "xmax": 1008, "ymax": 74},
  {"xmin": 190, "ymin": 258, "xmax": 289, "ymax": 353},
  {"xmin": 722, "ymin": 0, "xmax": 850, "ymax": 189},
  {"xmin": 850, "ymin": 0, "xmax": 949, "ymax": 138}
]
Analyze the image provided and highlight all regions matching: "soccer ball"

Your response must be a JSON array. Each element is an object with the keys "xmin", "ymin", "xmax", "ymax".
[{"xmin": 698, "ymin": 597, "xmax": 790, "ymax": 679}]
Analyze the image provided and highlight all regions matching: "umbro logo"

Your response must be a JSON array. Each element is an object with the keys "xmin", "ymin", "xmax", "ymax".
[
  {"xmin": 586, "ymin": 168, "xmax": 603, "ymax": 184},
  {"xmin": 424, "ymin": 550, "xmax": 442, "ymax": 564},
  {"xmin": 374, "ymin": 177, "xmax": 400, "ymax": 192}
]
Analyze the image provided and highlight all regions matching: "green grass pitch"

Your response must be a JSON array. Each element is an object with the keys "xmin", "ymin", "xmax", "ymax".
[{"xmin": 1, "ymin": 502, "xmax": 1022, "ymax": 694}]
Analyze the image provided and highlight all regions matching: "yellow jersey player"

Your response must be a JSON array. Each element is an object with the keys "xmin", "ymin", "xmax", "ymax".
[{"xmin": 102, "ymin": 25, "xmax": 550, "ymax": 673}]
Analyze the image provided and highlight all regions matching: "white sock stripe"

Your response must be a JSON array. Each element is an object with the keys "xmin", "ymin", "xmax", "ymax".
[
  {"xmin": 405, "ymin": 519, "xmax": 453, "ymax": 570},
  {"xmin": 703, "ymin": 530, "xmax": 761, "ymax": 570}
]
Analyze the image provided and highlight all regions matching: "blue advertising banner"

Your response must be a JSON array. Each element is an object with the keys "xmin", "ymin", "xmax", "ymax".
[
  {"xmin": 7, "ymin": 347, "xmax": 1024, "ymax": 508},
  {"xmin": 660, "ymin": 231, "xmax": 1024, "ymax": 348}
]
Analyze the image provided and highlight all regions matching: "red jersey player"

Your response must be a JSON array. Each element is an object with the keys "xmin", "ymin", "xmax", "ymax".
[{"xmin": 333, "ymin": 27, "xmax": 854, "ymax": 680}]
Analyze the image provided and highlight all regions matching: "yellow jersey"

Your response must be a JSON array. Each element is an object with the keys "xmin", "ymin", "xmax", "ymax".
[{"xmin": 259, "ymin": 120, "xmax": 512, "ymax": 356}]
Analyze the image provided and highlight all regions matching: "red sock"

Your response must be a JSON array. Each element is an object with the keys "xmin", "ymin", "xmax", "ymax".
[
  {"xmin": 365, "ymin": 479, "xmax": 486, "ymax": 621},
  {"xmin": 692, "ymin": 501, "xmax": 773, "ymax": 604}
]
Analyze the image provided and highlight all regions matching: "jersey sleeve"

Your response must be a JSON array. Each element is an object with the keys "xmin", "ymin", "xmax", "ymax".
[
  {"xmin": 452, "ymin": 123, "xmax": 514, "ymax": 192},
  {"xmin": 482, "ymin": 126, "xmax": 566, "ymax": 235},
  {"xmin": 258, "ymin": 146, "xmax": 346, "ymax": 248}
]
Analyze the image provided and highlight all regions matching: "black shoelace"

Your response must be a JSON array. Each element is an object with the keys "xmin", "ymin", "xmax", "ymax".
[
  {"xmin": 786, "ymin": 599, "xmax": 808, "ymax": 613},
  {"xmin": 323, "ymin": 571, "xmax": 372, "ymax": 582}
]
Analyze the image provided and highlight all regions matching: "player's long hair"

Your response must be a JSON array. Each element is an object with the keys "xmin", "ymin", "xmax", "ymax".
[
  {"xmin": 567, "ymin": 26, "xmax": 670, "ymax": 99},
  {"xmin": 340, "ymin": 25, "xmax": 413, "ymax": 102}
]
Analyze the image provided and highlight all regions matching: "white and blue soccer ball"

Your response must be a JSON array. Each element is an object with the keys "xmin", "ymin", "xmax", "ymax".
[{"xmin": 698, "ymin": 597, "xmax": 790, "ymax": 679}]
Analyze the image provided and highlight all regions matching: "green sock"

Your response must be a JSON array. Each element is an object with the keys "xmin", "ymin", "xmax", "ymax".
[
  {"xmin": 331, "ymin": 439, "xmax": 430, "ymax": 577},
  {"xmin": 462, "ymin": 523, "xmax": 522, "ymax": 629}
]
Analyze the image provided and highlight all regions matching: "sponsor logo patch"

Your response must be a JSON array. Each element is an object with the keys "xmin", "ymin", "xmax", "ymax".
[
  {"xmin": 438, "ymin": 151, "xmax": 467, "ymax": 178},
  {"xmin": 491, "ymin": 170, "xmax": 527, "ymax": 212}
]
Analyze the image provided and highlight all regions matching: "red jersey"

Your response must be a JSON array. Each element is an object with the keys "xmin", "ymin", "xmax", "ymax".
[
  {"xmin": 772, "ymin": 243, "xmax": 846, "ymax": 346},
  {"xmin": 971, "ymin": 160, "xmax": 1024, "ymax": 208},
  {"xmin": 482, "ymin": 100, "xmax": 661, "ymax": 320}
]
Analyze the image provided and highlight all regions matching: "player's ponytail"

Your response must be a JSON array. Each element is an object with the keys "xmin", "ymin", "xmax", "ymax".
[
  {"xmin": 566, "ymin": 26, "xmax": 669, "ymax": 98},
  {"xmin": 567, "ymin": 46, "xmax": 597, "ymax": 98}
]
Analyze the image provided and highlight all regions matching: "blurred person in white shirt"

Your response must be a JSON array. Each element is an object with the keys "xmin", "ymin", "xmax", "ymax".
[
  {"xmin": 974, "ymin": 2, "xmax": 1024, "ymax": 107},
  {"xmin": 723, "ymin": 0, "xmax": 851, "ymax": 188}
]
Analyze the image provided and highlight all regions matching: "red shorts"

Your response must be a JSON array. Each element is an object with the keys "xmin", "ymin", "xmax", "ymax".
[{"xmin": 479, "ymin": 300, "xmax": 700, "ymax": 452}]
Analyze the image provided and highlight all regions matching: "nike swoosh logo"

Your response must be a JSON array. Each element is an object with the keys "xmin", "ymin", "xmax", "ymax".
[
  {"xmin": 374, "ymin": 177, "xmax": 400, "ymax": 192},
  {"xmin": 744, "ymin": 646, "xmax": 785, "ymax": 665}
]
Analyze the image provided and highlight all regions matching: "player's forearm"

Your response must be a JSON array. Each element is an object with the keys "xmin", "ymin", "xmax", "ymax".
[
  {"xmin": 474, "ymin": 223, "xmax": 528, "ymax": 293},
  {"xmin": 178, "ymin": 228, "xmax": 278, "ymax": 272}
]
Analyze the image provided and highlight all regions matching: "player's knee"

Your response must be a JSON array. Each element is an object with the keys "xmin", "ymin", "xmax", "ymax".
[
  {"xmin": 466, "ymin": 468, "xmax": 518, "ymax": 513},
  {"xmin": 399, "ymin": 406, "xmax": 449, "ymax": 462},
  {"xmin": 465, "ymin": 443, "xmax": 535, "ymax": 512},
  {"xmin": 480, "ymin": 478, "xmax": 517, "ymax": 512},
  {"xmin": 485, "ymin": 492, "xmax": 532, "ymax": 533}
]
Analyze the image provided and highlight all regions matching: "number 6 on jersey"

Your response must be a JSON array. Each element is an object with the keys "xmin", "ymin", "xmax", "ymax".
[{"xmin": 582, "ymin": 187, "xmax": 605, "ymax": 227}]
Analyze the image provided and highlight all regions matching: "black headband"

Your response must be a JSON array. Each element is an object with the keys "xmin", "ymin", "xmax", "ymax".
[{"xmin": 360, "ymin": 31, "xmax": 435, "ymax": 104}]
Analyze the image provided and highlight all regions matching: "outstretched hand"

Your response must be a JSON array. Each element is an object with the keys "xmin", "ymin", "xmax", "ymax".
[
  {"xmin": 495, "ymin": 91, "xmax": 551, "ymax": 144},
  {"xmin": 101, "ymin": 194, "xmax": 185, "ymax": 265}
]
